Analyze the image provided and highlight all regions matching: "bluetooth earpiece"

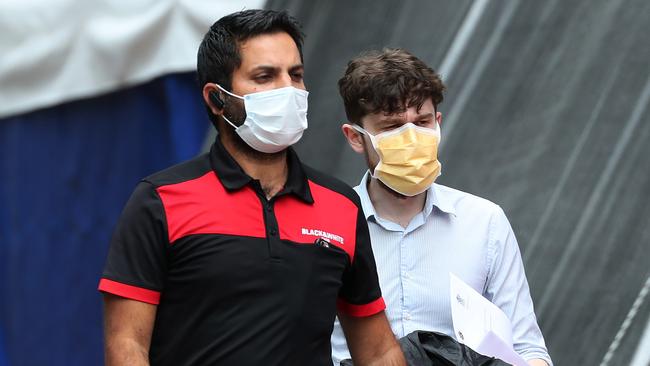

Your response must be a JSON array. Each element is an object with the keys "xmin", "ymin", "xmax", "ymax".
[{"xmin": 209, "ymin": 91, "xmax": 225, "ymax": 110}]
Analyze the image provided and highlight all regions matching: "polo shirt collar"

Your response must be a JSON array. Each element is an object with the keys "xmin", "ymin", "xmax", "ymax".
[
  {"xmin": 354, "ymin": 171, "xmax": 456, "ymax": 220},
  {"xmin": 209, "ymin": 138, "xmax": 313, "ymax": 203}
]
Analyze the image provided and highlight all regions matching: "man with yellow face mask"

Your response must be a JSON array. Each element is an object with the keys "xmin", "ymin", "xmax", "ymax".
[{"xmin": 330, "ymin": 49, "xmax": 552, "ymax": 366}]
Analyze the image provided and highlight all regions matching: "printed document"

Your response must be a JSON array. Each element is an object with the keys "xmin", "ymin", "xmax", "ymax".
[{"xmin": 450, "ymin": 273, "xmax": 528, "ymax": 366}]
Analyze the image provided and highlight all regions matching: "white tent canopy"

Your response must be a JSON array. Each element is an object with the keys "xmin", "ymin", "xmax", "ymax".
[{"xmin": 0, "ymin": 0, "xmax": 265, "ymax": 118}]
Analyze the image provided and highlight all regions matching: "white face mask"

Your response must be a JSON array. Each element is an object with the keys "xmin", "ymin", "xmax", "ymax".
[{"xmin": 216, "ymin": 85, "xmax": 309, "ymax": 153}]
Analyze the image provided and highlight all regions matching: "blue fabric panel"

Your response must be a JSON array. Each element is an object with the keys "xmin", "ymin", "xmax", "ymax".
[
  {"xmin": 0, "ymin": 328, "xmax": 7, "ymax": 366},
  {"xmin": 0, "ymin": 72, "xmax": 209, "ymax": 366}
]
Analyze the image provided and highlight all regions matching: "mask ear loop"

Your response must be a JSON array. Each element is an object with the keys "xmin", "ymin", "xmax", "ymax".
[
  {"xmin": 214, "ymin": 84, "xmax": 245, "ymax": 129},
  {"xmin": 349, "ymin": 123, "xmax": 366, "ymax": 136},
  {"xmin": 350, "ymin": 124, "xmax": 386, "ymax": 180},
  {"xmin": 350, "ymin": 124, "xmax": 380, "ymax": 150},
  {"xmin": 221, "ymin": 115, "xmax": 239, "ymax": 130},
  {"xmin": 215, "ymin": 84, "xmax": 244, "ymax": 100}
]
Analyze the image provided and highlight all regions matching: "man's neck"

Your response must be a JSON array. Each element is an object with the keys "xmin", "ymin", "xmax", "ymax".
[
  {"xmin": 367, "ymin": 177, "xmax": 427, "ymax": 229},
  {"xmin": 220, "ymin": 134, "xmax": 288, "ymax": 200}
]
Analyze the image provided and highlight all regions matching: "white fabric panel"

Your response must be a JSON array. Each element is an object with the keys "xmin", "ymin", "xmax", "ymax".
[{"xmin": 0, "ymin": 0, "xmax": 266, "ymax": 118}]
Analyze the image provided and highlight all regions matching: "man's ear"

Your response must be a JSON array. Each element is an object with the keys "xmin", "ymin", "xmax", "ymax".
[
  {"xmin": 436, "ymin": 111, "xmax": 442, "ymax": 126},
  {"xmin": 341, "ymin": 123, "xmax": 366, "ymax": 154},
  {"xmin": 202, "ymin": 84, "xmax": 224, "ymax": 115}
]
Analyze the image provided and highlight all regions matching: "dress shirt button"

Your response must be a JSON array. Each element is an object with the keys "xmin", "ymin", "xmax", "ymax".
[
  {"xmin": 404, "ymin": 313, "xmax": 411, "ymax": 321},
  {"xmin": 269, "ymin": 228, "xmax": 277, "ymax": 236}
]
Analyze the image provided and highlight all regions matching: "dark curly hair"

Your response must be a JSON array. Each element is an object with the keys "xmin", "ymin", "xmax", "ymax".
[{"xmin": 338, "ymin": 48, "xmax": 445, "ymax": 125}]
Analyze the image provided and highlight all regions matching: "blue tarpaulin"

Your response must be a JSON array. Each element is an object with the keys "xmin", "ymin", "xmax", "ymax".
[{"xmin": 0, "ymin": 72, "xmax": 209, "ymax": 366}]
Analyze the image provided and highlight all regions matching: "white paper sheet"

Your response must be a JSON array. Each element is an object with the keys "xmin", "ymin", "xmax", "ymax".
[{"xmin": 449, "ymin": 273, "xmax": 528, "ymax": 366}]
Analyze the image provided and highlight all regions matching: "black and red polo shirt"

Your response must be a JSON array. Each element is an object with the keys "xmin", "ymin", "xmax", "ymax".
[{"xmin": 98, "ymin": 139, "xmax": 385, "ymax": 366}]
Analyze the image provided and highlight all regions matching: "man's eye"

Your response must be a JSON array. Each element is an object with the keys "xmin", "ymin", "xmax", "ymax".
[
  {"xmin": 291, "ymin": 73, "xmax": 304, "ymax": 80},
  {"xmin": 255, "ymin": 75, "xmax": 271, "ymax": 82}
]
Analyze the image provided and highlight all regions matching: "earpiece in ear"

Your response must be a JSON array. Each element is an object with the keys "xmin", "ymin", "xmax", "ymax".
[{"xmin": 209, "ymin": 91, "xmax": 225, "ymax": 109}]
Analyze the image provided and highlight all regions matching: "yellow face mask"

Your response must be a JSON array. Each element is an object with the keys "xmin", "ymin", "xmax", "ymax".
[{"xmin": 353, "ymin": 122, "xmax": 442, "ymax": 196}]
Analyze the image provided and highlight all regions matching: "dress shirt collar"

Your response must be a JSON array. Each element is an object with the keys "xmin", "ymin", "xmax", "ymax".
[
  {"xmin": 355, "ymin": 171, "xmax": 456, "ymax": 221},
  {"xmin": 209, "ymin": 137, "xmax": 314, "ymax": 203}
]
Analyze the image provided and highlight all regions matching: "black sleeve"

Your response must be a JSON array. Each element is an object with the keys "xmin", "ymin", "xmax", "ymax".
[
  {"xmin": 98, "ymin": 181, "xmax": 169, "ymax": 304},
  {"xmin": 336, "ymin": 199, "xmax": 385, "ymax": 317}
]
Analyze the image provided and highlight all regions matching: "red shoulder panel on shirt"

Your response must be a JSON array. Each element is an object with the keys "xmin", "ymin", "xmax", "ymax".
[
  {"xmin": 156, "ymin": 172, "xmax": 266, "ymax": 243},
  {"xmin": 274, "ymin": 180, "xmax": 358, "ymax": 262}
]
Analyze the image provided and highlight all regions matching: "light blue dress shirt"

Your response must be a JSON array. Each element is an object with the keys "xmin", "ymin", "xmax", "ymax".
[{"xmin": 331, "ymin": 172, "xmax": 552, "ymax": 365}]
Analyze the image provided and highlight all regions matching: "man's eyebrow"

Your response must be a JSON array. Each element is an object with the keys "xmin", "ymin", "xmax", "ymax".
[
  {"xmin": 249, "ymin": 65, "xmax": 279, "ymax": 73},
  {"xmin": 377, "ymin": 112, "xmax": 434, "ymax": 125},
  {"xmin": 249, "ymin": 64, "xmax": 304, "ymax": 73},
  {"xmin": 414, "ymin": 112, "xmax": 434, "ymax": 120}
]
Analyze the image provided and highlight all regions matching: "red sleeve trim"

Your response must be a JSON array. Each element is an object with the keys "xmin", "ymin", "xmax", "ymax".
[
  {"xmin": 98, "ymin": 278, "xmax": 161, "ymax": 305},
  {"xmin": 337, "ymin": 296, "xmax": 386, "ymax": 317}
]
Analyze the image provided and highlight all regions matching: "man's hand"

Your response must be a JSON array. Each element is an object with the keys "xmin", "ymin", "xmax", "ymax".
[
  {"xmin": 103, "ymin": 294, "xmax": 157, "ymax": 366},
  {"xmin": 339, "ymin": 311, "xmax": 405, "ymax": 366}
]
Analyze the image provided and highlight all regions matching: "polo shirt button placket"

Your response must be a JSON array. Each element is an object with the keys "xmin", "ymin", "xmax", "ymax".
[{"xmin": 260, "ymin": 197, "xmax": 281, "ymax": 259}]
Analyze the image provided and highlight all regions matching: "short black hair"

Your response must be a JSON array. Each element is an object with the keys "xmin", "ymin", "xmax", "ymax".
[{"xmin": 197, "ymin": 9, "xmax": 304, "ymax": 126}]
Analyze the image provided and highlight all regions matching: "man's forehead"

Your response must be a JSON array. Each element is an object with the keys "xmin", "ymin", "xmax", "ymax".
[
  {"xmin": 238, "ymin": 32, "xmax": 301, "ymax": 69},
  {"xmin": 374, "ymin": 97, "xmax": 434, "ymax": 116}
]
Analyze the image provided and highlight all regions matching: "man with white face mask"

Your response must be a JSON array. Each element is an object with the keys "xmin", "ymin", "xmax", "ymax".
[
  {"xmin": 99, "ymin": 10, "xmax": 405, "ymax": 366},
  {"xmin": 331, "ymin": 49, "xmax": 552, "ymax": 366}
]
